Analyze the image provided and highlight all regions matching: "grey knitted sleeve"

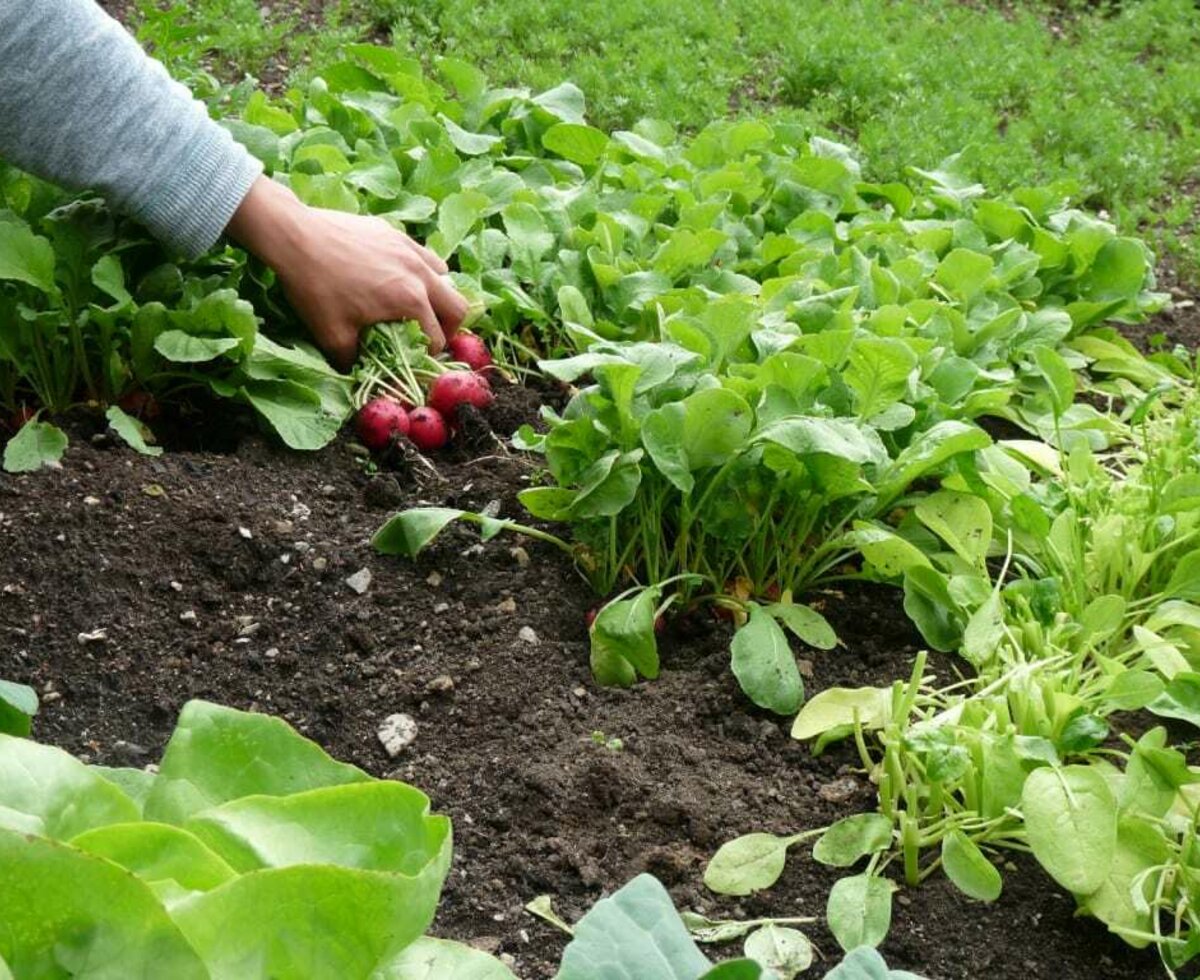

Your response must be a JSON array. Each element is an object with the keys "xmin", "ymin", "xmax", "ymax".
[{"xmin": 0, "ymin": 0, "xmax": 263, "ymax": 259}]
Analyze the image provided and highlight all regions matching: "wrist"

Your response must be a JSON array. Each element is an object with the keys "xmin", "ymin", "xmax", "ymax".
[{"xmin": 225, "ymin": 175, "xmax": 309, "ymax": 275}]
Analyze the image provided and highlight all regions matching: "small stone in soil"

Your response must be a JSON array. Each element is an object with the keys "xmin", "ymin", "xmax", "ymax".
[
  {"xmin": 238, "ymin": 526, "xmax": 252, "ymax": 539},
  {"xmin": 496, "ymin": 597, "xmax": 517, "ymax": 614},
  {"xmin": 818, "ymin": 776, "xmax": 860, "ymax": 803},
  {"xmin": 378, "ymin": 713, "xmax": 418, "ymax": 757},
  {"xmin": 426, "ymin": 571, "xmax": 443, "ymax": 587},
  {"xmin": 77, "ymin": 629, "xmax": 107, "ymax": 644},
  {"xmin": 425, "ymin": 675, "xmax": 454, "ymax": 694},
  {"xmin": 345, "ymin": 568, "xmax": 373, "ymax": 595},
  {"xmin": 517, "ymin": 626, "xmax": 540, "ymax": 645},
  {"xmin": 180, "ymin": 610, "xmax": 197, "ymax": 624},
  {"xmin": 510, "ymin": 547, "xmax": 530, "ymax": 567}
]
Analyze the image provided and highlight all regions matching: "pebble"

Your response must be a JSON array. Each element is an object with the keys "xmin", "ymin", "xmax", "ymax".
[
  {"xmin": 77, "ymin": 629, "xmax": 107, "ymax": 645},
  {"xmin": 425, "ymin": 571, "xmax": 443, "ymax": 587},
  {"xmin": 378, "ymin": 713, "xmax": 418, "ymax": 757},
  {"xmin": 818, "ymin": 776, "xmax": 860, "ymax": 803},
  {"xmin": 238, "ymin": 526, "xmax": 252, "ymax": 540},
  {"xmin": 510, "ymin": 547, "xmax": 530, "ymax": 567},
  {"xmin": 433, "ymin": 602, "xmax": 450, "ymax": 613},
  {"xmin": 312, "ymin": 557, "xmax": 328, "ymax": 572},
  {"xmin": 345, "ymin": 568, "xmax": 373, "ymax": 595},
  {"xmin": 169, "ymin": 580, "xmax": 183, "ymax": 592},
  {"xmin": 425, "ymin": 675, "xmax": 454, "ymax": 694},
  {"xmin": 496, "ymin": 597, "xmax": 517, "ymax": 614},
  {"xmin": 518, "ymin": 626, "xmax": 540, "ymax": 645},
  {"xmin": 180, "ymin": 610, "xmax": 197, "ymax": 624},
  {"xmin": 83, "ymin": 496, "xmax": 101, "ymax": 506}
]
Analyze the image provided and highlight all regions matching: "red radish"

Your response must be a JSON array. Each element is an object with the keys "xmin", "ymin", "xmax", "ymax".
[
  {"xmin": 585, "ymin": 607, "xmax": 599, "ymax": 629},
  {"xmin": 408, "ymin": 406, "xmax": 449, "ymax": 451},
  {"xmin": 428, "ymin": 371, "xmax": 494, "ymax": 421},
  {"xmin": 9, "ymin": 406, "xmax": 35, "ymax": 431},
  {"xmin": 447, "ymin": 332, "xmax": 494, "ymax": 376},
  {"xmin": 356, "ymin": 397, "xmax": 410, "ymax": 451}
]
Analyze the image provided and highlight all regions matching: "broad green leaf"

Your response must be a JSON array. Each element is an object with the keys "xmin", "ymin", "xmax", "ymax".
[
  {"xmin": 902, "ymin": 566, "xmax": 962, "ymax": 652},
  {"xmin": 0, "ymin": 220, "xmax": 57, "ymax": 296},
  {"xmin": 154, "ymin": 330, "xmax": 241, "ymax": 363},
  {"xmin": 935, "ymin": 248, "xmax": 993, "ymax": 303},
  {"xmin": 876, "ymin": 422, "xmax": 991, "ymax": 503},
  {"xmin": 643, "ymin": 388, "xmax": 753, "ymax": 493},
  {"xmin": 1164, "ymin": 551, "xmax": 1200, "ymax": 602},
  {"xmin": 813, "ymin": 814, "xmax": 893, "ymax": 868},
  {"xmin": 940, "ymin": 831, "xmax": 1002, "ymax": 902},
  {"xmin": 844, "ymin": 337, "xmax": 917, "ymax": 420},
  {"xmin": 143, "ymin": 700, "xmax": 369, "ymax": 826},
  {"xmin": 184, "ymin": 781, "xmax": 451, "ymax": 877},
  {"xmin": 91, "ymin": 253, "xmax": 132, "ymax": 307},
  {"xmin": 852, "ymin": 523, "xmax": 932, "ymax": 578},
  {"xmin": 704, "ymin": 833, "xmax": 797, "ymax": 896},
  {"xmin": 382, "ymin": 937, "xmax": 517, "ymax": 979},
  {"xmin": 1102, "ymin": 671, "xmax": 1164, "ymax": 712},
  {"xmin": 743, "ymin": 925, "xmax": 813, "ymax": 978},
  {"xmin": 1032, "ymin": 346, "xmax": 1075, "ymax": 418},
  {"xmin": 555, "ymin": 873, "xmax": 711, "ymax": 979},
  {"xmin": 243, "ymin": 379, "xmax": 347, "ymax": 451},
  {"xmin": 543, "ymin": 123, "xmax": 610, "ymax": 166},
  {"xmin": 826, "ymin": 874, "xmax": 894, "ymax": 951},
  {"xmin": 730, "ymin": 604, "xmax": 804, "ymax": 715},
  {"xmin": 792, "ymin": 687, "xmax": 891, "ymax": 741},
  {"xmin": 755, "ymin": 417, "xmax": 887, "ymax": 465},
  {"xmin": 767, "ymin": 602, "xmax": 837, "ymax": 650},
  {"xmin": 171, "ymin": 864, "xmax": 443, "ymax": 978},
  {"xmin": 2, "ymin": 420, "xmax": 67, "ymax": 474},
  {"xmin": 590, "ymin": 588, "xmax": 661, "ymax": 686},
  {"xmin": 960, "ymin": 591, "xmax": 1005, "ymax": 667},
  {"xmin": 0, "ymin": 681, "xmax": 36, "ymax": 737},
  {"xmin": 106, "ymin": 405, "xmax": 163, "ymax": 457},
  {"xmin": 1147, "ymin": 672, "xmax": 1200, "ymax": 728},
  {"xmin": 92, "ymin": 766, "xmax": 157, "ymax": 813},
  {"xmin": 914, "ymin": 491, "xmax": 992, "ymax": 568},
  {"xmin": 1022, "ymin": 765, "xmax": 1117, "ymax": 895},
  {"xmin": 431, "ymin": 189, "xmax": 491, "ymax": 258},
  {"xmin": 1080, "ymin": 816, "xmax": 1169, "ymax": 948},
  {"xmin": 0, "ymin": 830, "xmax": 207, "ymax": 978},
  {"xmin": 0, "ymin": 733, "xmax": 138, "ymax": 839},
  {"xmin": 440, "ymin": 115, "xmax": 503, "ymax": 156},
  {"xmin": 374, "ymin": 507, "xmax": 466, "ymax": 556},
  {"xmin": 70, "ymin": 821, "xmax": 238, "ymax": 895}
]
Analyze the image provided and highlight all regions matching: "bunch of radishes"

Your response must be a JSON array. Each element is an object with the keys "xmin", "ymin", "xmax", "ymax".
[{"xmin": 353, "ymin": 322, "xmax": 496, "ymax": 453}]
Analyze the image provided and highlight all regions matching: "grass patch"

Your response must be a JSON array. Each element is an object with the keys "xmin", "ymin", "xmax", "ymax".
[{"xmin": 124, "ymin": 0, "xmax": 1200, "ymax": 278}]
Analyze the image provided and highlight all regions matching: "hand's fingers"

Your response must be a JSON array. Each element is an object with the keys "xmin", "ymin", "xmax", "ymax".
[
  {"xmin": 408, "ymin": 238, "xmax": 449, "ymax": 275},
  {"xmin": 410, "ymin": 293, "xmax": 447, "ymax": 354},
  {"xmin": 421, "ymin": 268, "xmax": 470, "ymax": 338},
  {"xmin": 325, "ymin": 321, "xmax": 360, "ymax": 372}
]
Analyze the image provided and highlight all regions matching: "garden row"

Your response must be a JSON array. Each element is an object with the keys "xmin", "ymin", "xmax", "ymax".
[{"xmin": 0, "ymin": 42, "xmax": 1196, "ymax": 978}]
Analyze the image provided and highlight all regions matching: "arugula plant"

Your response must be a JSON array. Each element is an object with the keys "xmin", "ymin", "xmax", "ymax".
[{"xmin": 708, "ymin": 391, "xmax": 1200, "ymax": 975}]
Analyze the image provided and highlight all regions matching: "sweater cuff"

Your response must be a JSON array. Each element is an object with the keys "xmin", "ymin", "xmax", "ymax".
[{"xmin": 136, "ymin": 133, "xmax": 263, "ymax": 260}]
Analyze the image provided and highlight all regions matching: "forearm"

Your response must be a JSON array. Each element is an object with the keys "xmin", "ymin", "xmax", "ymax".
[{"xmin": 0, "ymin": 0, "xmax": 261, "ymax": 258}]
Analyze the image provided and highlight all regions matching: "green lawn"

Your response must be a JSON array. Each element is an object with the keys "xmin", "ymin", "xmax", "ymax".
[{"xmin": 130, "ymin": 0, "xmax": 1200, "ymax": 277}]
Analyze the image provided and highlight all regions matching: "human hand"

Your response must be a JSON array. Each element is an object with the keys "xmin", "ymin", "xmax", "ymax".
[{"xmin": 225, "ymin": 176, "xmax": 468, "ymax": 367}]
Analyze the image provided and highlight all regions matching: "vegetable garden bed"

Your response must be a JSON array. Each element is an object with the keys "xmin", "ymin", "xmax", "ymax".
[
  {"xmin": 6, "ymin": 19, "xmax": 1200, "ymax": 975},
  {"xmin": 0, "ymin": 375, "xmax": 1183, "ymax": 978}
]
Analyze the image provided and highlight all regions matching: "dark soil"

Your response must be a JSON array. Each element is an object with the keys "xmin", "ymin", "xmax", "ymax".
[{"xmin": 0, "ymin": 382, "xmax": 1159, "ymax": 979}]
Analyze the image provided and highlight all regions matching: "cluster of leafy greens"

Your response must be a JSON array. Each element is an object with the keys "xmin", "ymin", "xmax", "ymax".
[
  {"xmin": 706, "ymin": 380, "xmax": 1200, "ymax": 976},
  {"xmin": 0, "ymin": 697, "xmax": 924, "ymax": 979},
  {"xmin": 343, "ymin": 48, "xmax": 1170, "ymax": 716}
]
